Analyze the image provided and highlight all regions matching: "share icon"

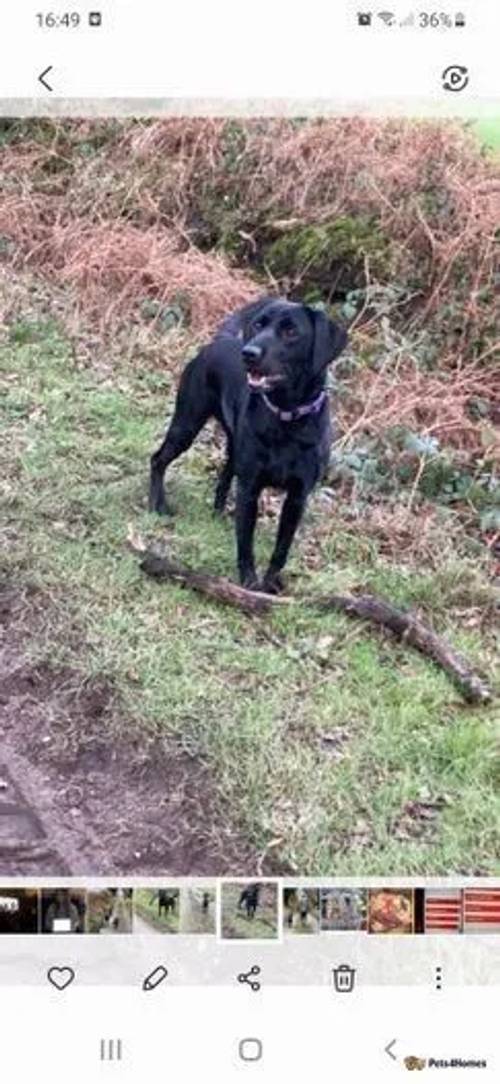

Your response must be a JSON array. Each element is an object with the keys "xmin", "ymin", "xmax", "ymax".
[{"xmin": 237, "ymin": 965, "xmax": 261, "ymax": 992}]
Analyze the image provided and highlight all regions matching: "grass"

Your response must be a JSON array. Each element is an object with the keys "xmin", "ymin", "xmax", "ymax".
[
  {"xmin": 1, "ymin": 310, "xmax": 499, "ymax": 877},
  {"xmin": 471, "ymin": 118, "xmax": 500, "ymax": 152}
]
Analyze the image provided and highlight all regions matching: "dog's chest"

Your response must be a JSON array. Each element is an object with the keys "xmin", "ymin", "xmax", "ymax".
[
  {"xmin": 236, "ymin": 408, "xmax": 331, "ymax": 489},
  {"xmin": 261, "ymin": 439, "xmax": 315, "ymax": 487}
]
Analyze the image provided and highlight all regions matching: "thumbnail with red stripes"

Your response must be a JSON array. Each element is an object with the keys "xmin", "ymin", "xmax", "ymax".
[
  {"xmin": 463, "ymin": 890, "xmax": 500, "ymax": 934},
  {"xmin": 424, "ymin": 889, "xmax": 462, "ymax": 934}
]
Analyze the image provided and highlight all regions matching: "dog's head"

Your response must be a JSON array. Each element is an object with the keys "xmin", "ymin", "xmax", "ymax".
[{"xmin": 237, "ymin": 298, "xmax": 347, "ymax": 393}]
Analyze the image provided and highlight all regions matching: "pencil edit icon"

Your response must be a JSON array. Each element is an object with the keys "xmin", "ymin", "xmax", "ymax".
[{"xmin": 142, "ymin": 965, "xmax": 168, "ymax": 991}]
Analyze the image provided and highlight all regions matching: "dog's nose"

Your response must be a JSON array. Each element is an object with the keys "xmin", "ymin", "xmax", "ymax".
[{"xmin": 242, "ymin": 343, "xmax": 263, "ymax": 362}]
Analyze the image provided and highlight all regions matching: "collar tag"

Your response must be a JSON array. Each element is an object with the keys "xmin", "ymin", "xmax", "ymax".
[{"xmin": 258, "ymin": 389, "xmax": 327, "ymax": 422}]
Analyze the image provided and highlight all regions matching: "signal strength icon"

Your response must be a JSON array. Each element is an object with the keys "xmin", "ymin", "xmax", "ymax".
[
  {"xmin": 378, "ymin": 10, "xmax": 396, "ymax": 26},
  {"xmin": 400, "ymin": 11, "xmax": 415, "ymax": 26}
]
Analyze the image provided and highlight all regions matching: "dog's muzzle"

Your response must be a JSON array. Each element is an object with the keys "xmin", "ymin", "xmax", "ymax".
[
  {"xmin": 242, "ymin": 343, "xmax": 282, "ymax": 389},
  {"xmin": 242, "ymin": 343, "xmax": 263, "ymax": 364}
]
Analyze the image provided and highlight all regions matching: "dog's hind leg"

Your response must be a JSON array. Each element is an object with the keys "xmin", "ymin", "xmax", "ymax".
[
  {"xmin": 213, "ymin": 435, "xmax": 234, "ymax": 515},
  {"xmin": 149, "ymin": 414, "xmax": 210, "ymax": 515},
  {"xmin": 149, "ymin": 359, "xmax": 212, "ymax": 515}
]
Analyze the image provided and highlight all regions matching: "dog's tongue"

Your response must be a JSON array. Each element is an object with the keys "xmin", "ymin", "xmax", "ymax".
[{"xmin": 247, "ymin": 373, "xmax": 268, "ymax": 389}]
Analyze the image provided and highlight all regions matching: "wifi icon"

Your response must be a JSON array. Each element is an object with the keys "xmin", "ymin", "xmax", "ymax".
[{"xmin": 378, "ymin": 10, "xmax": 396, "ymax": 24}]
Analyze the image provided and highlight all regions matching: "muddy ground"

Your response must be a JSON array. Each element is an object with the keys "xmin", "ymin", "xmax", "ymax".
[{"xmin": 0, "ymin": 581, "xmax": 258, "ymax": 876}]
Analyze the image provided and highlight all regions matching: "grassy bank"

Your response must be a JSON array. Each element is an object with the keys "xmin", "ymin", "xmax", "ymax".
[{"xmin": 1, "ymin": 299, "xmax": 498, "ymax": 875}]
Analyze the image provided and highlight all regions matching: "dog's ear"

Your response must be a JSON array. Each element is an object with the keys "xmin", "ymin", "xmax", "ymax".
[{"xmin": 307, "ymin": 307, "xmax": 348, "ymax": 374}]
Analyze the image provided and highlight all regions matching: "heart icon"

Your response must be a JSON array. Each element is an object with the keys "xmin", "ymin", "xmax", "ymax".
[{"xmin": 47, "ymin": 966, "xmax": 75, "ymax": 991}]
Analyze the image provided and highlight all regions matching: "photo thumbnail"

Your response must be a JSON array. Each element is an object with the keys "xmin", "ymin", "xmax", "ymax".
[
  {"xmin": 321, "ymin": 888, "xmax": 368, "ymax": 932},
  {"xmin": 368, "ymin": 889, "xmax": 415, "ymax": 934},
  {"xmin": 283, "ymin": 888, "xmax": 320, "ymax": 933},
  {"xmin": 0, "ymin": 888, "xmax": 39, "ymax": 933},
  {"xmin": 179, "ymin": 887, "xmax": 216, "ymax": 934},
  {"xmin": 41, "ymin": 889, "xmax": 86, "ymax": 933},
  {"xmin": 220, "ymin": 882, "xmax": 279, "ymax": 940},
  {"xmin": 424, "ymin": 888, "xmax": 463, "ymax": 934},
  {"xmin": 463, "ymin": 889, "xmax": 500, "ymax": 934},
  {"xmin": 87, "ymin": 888, "xmax": 134, "ymax": 933},
  {"xmin": 134, "ymin": 888, "xmax": 180, "ymax": 933}
]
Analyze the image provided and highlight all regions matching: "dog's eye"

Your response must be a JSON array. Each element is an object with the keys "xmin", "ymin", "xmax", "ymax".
[
  {"xmin": 252, "ymin": 318, "xmax": 266, "ymax": 332},
  {"xmin": 280, "ymin": 321, "xmax": 298, "ymax": 339}
]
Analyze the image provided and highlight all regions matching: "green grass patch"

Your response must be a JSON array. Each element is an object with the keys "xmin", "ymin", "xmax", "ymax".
[{"xmin": 470, "ymin": 118, "xmax": 500, "ymax": 153}]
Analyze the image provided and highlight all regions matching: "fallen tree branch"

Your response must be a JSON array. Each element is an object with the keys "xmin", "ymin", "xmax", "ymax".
[
  {"xmin": 315, "ymin": 593, "xmax": 492, "ymax": 705},
  {"xmin": 140, "ymin": 552, "xmax": 288, "ymax": 615},
  {"xmin": 138, "ymin": 550, "xmax": 493, "ymax": 705}
]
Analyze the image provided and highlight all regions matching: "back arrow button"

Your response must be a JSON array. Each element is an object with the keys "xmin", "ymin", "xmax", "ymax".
[
  {"xmin": 38, "ymin": 66, "xmax": 54, "ymax": 91},
  {"xmin": 385, "ymin": 1039, "xmax": 397, "ymax": 1061}
]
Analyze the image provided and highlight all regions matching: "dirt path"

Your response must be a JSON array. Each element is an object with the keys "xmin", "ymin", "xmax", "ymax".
[
  {"xmin": 0, "ymin": 582, "xmax": 259, "ymax": 877},
  {"xmin": 133, "ymin": 913, "xmax": 159, "ymax": 935},
  {"xmin": 179, "ymin": 892, "xmax": 215, "ymax": 934}
]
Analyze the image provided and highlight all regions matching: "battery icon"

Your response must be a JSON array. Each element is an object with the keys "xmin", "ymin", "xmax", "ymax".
[
  {"xmin": 89, "ymin": 11, "xmax": 102, "ymax": 26},
  {"xmin": 455, "ymin": 12, "xmax": 466, "ymax": 27}
]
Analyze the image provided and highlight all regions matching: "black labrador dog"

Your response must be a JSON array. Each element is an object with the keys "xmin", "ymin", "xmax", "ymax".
[
  {"xmin": 238, "ymin": 883, "xmax": 260, "ymax": 920},
  {"xmin": 157, "ymin": 890, "xmax": 177, "ymax": 917},
  {"xmin": 149, "ymin": 297, "xmax": 347, "ymax": 593}
]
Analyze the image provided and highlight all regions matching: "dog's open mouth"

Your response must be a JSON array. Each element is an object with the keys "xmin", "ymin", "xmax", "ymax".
[{"xmin": 247, "ymin": 371, "xmax": 283, "ymax": 390}]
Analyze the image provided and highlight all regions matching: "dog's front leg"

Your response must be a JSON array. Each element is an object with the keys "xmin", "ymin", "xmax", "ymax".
[
  {"xmin": 263, "ymin": 486, "xmax": 308, "ymax": 594},
  {"xmin": 235, "ymin": 480, "xmax": 261, "ymax": 589}
]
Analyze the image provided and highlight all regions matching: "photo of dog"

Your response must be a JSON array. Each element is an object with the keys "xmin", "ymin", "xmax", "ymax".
[
  {"xmin": 283, "ymin": 887, "xmax": 321, "ymax": 933},
  {"xmin": 220, "ymin": 881, "xmax": 279, "ymax": 939},
  {"xmin": 0, "ymin": 117, "xmax": 498, "ymax": 879},
  {"xmin": 134, "ymin": 888, "xmax": 180, "ymax": 933},
  {"xmin": 321, "ymin": 889, "xmax": 367, "ymax": 932}
]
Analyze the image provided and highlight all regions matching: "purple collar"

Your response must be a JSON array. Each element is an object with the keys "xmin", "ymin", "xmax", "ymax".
[{"xmin": 257, "ymin": 388, "xmax": 327, "ymax": 422}]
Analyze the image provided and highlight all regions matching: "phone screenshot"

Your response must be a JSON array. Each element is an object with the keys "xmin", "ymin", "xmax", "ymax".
[{"xmin": 0, "ymin": 1, "xmax": 498, "ymax": 1079}]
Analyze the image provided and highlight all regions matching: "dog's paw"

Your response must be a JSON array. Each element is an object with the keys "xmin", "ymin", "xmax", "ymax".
[
  {"xmin": 240, "ymin": 572, "xmax": 261, "ymax": 592},
  {"xmin": 261, "ymin": 571, "xmax": 285, "ymax": 595},
  {"xmin": 148, "ymin": 493, "xmax": 174, "ymax": 516}
]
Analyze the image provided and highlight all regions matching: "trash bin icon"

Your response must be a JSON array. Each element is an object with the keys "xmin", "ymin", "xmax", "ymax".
[{"xmin": 332, "ymin": 964, "xmax": 356, "ymax": 992}]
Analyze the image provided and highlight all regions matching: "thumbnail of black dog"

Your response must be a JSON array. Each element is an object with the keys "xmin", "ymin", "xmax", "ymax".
[
  {"xmin": 149, "ymin": 298, "xmax": 347, "ymax": 593},
  {"xmin": 238, "ymin": 883, "xmax": 261, "ymax": 919},
  {"xmin": 158, "ymin": 890, "xmax": 177, "ymax": 918}
]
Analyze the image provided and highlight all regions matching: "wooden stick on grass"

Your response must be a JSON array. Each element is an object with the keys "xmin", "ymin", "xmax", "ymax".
[
  {"xmin": 314, "ymin": 592, "xmax": 492, "ymax": 705},
  {"xmin": 138, "ymin": 549, "xmax": 493, "ymax": 705},
  {"xmin": 139, "ymin": 552, "xmax": 288, "ymax": 616}
]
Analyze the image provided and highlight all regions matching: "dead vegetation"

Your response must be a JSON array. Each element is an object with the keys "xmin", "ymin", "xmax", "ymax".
[
  {"xmin": 0, "ymin": 117, "xmax": 498, "ymax": 529},
  {"xmin": 1, "ymin": 118, "xmax": 498, "ymax": 339}
]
